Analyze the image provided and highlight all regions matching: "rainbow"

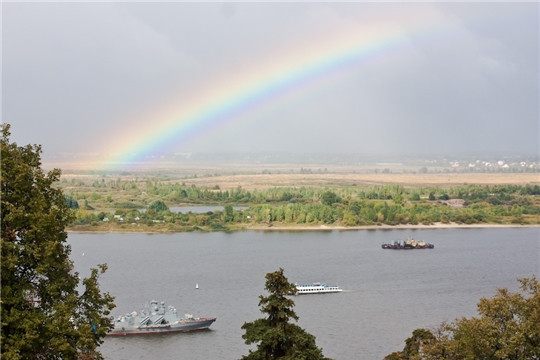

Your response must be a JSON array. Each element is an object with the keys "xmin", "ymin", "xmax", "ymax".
[{"xmin": 102, "ymin": 18, "xmax": 438, "ymax": 168}]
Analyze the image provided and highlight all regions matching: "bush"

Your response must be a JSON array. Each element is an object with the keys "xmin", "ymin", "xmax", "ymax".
[
  {"xmin": 148, "ymin": 199, "xmax": 169, "ymax": 212},
  {"xmin": 64, "ymin": 194, "xmax": 79, "ymax": 209},
  {"xmin": 321, "ymin": 191, "xmax": 340, "ymax": 205}
]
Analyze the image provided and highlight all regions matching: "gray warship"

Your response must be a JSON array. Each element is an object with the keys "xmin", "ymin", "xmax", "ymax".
[{"xmin": 107, "ymin": 300, "xmax": 216, "ymax": 336}]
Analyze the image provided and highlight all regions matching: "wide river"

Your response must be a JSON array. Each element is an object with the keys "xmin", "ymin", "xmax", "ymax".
[{"xmin": 68, "ymin": 227, "xmax": 539, "ymax": 360}]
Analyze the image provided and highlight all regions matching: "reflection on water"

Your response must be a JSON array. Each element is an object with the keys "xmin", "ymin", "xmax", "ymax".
[{"xmin": 68, "ymin": 227, "xmax": 539, "ymax": 360}]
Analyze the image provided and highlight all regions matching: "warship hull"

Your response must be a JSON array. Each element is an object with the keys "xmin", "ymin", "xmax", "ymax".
[
  {"xmin": 107, "ymin": 300, "xmax": 216, "ymax": 336},
  {"xmin": 107, "ymin": 318, "xmax": 216, "ymax": 336}
]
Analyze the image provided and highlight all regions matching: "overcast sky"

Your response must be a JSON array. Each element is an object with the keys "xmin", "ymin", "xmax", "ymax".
[{"xmin": 3, "ymin": 2, "xmax": 539, "ymax": 159}]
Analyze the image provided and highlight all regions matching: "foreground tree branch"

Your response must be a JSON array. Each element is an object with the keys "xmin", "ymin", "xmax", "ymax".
[
  {"xmin": 1, "ymin": 124, "xmax": 115, "ymax": 360},
  {"xmin": 385, "ymin": 276, "xmax": 540, "ymax": 360}
]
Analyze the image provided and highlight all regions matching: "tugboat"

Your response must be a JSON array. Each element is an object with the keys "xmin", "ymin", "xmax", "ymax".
[
  {"xmin": 107, "ymin": 300, "xmax": 216, "ymax": 336},
  {"xmin": 382, "ymin": 238, "xmax": 434, "ymax": 250}
]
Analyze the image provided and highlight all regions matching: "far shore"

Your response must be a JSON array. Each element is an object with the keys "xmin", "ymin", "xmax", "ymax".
[
  {"xmin": 246, "ymin": 222, "xmax": 540, "ymax": 231},
  {"xmin": 67, "ymin": 222, "xmax": 540, "ymax": 234}
]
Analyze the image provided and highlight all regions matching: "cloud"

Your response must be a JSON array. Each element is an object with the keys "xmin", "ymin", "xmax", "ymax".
[
  {"xmin": 4, "ymin": 3, "xmax": 199, "ymax": 150},
  {"xmin": 4, "ymin": 2, "xmax": 538, "ymax": 157}
]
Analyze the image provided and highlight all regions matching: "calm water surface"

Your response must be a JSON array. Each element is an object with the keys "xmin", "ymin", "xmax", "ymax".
[{"xmin": 69, "ymin": 228, "xmax": 539, "ymax": 360}]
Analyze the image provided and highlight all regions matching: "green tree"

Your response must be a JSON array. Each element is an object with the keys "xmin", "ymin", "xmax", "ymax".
[
  {"xmin": 64, "ymin": 194, "xmax": 79, "ymax": 209},
  {"xmin": 386, "ymin": 276, "xmax": 540, "ymax": 360},
  {"xmin": 1, "ymin": 124, "xmax": 115, "ymax": 360},
  {"xmin": 223, "ymin": 204, "xmax": 234, "ymax": 223},
  {"xmin": 320, "ymin": 191, "xmax": 340, "ymax": 206},
  {"xmin": 240, "ymin": 268, "xmax": 331, "ymax": 360},
  {"xmin": 392, "ymin": 193, "xmax": 404, "ymax": 207},
  {"xmin": 439, "ymin": 194, "xmax": 450, "ymax": 201},
  {"xmin": 147, "ymin": 199, "xmax": 169, "ymax": 212},
  {"xmin": 280, "ymin": 192, "xmax": 293, "ymax": 202}
]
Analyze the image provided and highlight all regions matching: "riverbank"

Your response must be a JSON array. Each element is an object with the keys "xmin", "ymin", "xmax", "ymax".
[
  {"xmin": 67, "ymin": 222, "xmax": 540, "ymax": 234},
  {"xmin": 243, "ymin": 222, "xmax": 540, "ymax": 231}
]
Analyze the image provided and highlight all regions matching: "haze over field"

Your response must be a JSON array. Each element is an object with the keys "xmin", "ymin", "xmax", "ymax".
[{"xmin": 4, "ymin": 2, "xmax": 539, "ymax": 164}]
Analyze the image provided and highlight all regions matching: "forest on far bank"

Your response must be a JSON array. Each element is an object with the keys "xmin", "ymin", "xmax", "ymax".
[{"xmin": 61, "ymin": 176, "xmax": 540, "ymax": 232}]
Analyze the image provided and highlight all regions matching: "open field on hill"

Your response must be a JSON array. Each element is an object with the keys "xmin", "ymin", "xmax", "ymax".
[
  {"xmin": 47, "ymin": 161, "xmax": 540, "ymax": 191},
  {"xmin": 174, "ymin": 173, "xmax": 540, "ymax": 191}
]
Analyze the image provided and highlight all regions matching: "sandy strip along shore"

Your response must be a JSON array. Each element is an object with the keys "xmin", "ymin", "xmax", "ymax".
[
  {"xmin": 68, "ymin": 223, "xmax": 539, "ymax": 234},
  {"xmin": 245, "ymin": 223, "xmax": 540, "ymax": 231}
]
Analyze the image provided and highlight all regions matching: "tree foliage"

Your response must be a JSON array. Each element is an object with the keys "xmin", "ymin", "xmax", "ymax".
[
  {"xmin": 1, "ymin": 124, "xmax": 115, "ymax": 360},
  {"xmin": 320, "ymin": 191, "xmax": 340, "ymax": 206},
  {"xmin": 64, "ymin": 194, "xmax": 80, "ymax": 209},
  {"xmin": 222, "ymin": 204, "xmax": 234, "ymax": 223},
  {"xmin": 385, "ymin": 276, "xmax": 540, "ymax": 360},
  {"xmin": 147, "ymin": 199, "xmax": 169, "ymax": 212},
  {"xmin": 240, "ymin": 268, "xmax": 331, "ymax": 360}
]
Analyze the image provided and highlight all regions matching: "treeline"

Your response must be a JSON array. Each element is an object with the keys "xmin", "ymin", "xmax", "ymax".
[
  {"xmin": 66, "ymin": 179, "xmax": 540, "ymax": 206},
  {"xmin": 68, "ymin": 183, "xmax": 540, "ymax": 230},
  {"xmin": 244, "ymin": 199, "xmax": 538, "ymax": 226},
  {"xmin": 61, "ymin": 177, "xmax": 540, "ymax": 229},
  {"xmin": 71, "ymin": 205, "xmax": 238, "ymax": 230}
]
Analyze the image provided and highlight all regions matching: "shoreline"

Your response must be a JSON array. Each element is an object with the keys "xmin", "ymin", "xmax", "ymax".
[
  {"xmin": 246, "ymin": 223, "xmax": 540, "ymax": 231},
  {"xmin": 247, "ymin": 223, "xmax": 540, "ymax": 231},
  {"xmin": 67, "ymin": 222, "xmax": 540, "ymax": 234}
]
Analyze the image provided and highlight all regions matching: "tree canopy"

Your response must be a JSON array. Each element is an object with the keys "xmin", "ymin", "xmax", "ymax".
[
  {"xmin": 320, "ymin": 191, "xmax": 340, "ymax": 206},
  {"xmin": 385, "ymin": 276, "xmax": 540, "ymax": 360},
  {"xmin": 147, "ymin": 199, "xmax": 169, "ymax": 212},
  {"xmin": 240, "ymin": 268, "xmax": 331, "ymax": 360},
  {"xmin": 1, "ymin": 124, "xmax": 115, "ymax": 359},
  {"xmin": 64, "ymin": 194, "xmax": 80, "ymax": 209}
]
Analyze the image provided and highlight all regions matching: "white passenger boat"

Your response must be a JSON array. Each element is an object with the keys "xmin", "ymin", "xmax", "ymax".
[{"xmin": 293, "ymin": 282, "xmax": 342, "ymax": 295}]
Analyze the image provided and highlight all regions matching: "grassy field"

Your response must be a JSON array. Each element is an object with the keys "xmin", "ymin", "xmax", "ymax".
[
  {"xmin": 49, "ymin": 161, "xmax": 540, "ymax": 192},
  {"xmin": 170, "ymin": 172, "xmax": 540, "ymax": 191}
]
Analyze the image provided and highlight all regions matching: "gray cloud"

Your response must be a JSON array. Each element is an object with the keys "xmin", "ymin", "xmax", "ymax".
[{"xmin": 4, "ymin": 2, "xmax": 538, "ymax": 158}]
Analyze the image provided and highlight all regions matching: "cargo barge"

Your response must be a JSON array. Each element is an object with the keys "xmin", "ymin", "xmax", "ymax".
[{"xmin": 382, "ymin": 238, "xmax": 434, "ymax": 249}]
